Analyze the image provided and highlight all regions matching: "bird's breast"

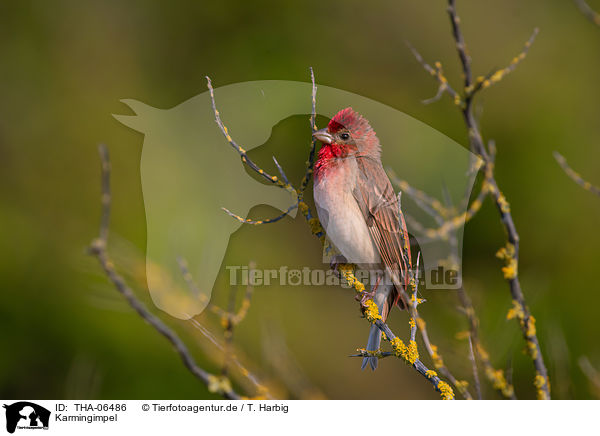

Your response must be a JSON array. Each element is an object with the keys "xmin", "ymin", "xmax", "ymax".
[{"xmin": 313, "ymin": 157, "xmax": 379, "ymax": 265}]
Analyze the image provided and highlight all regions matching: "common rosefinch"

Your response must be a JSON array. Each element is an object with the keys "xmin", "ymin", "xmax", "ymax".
[{"xmin": 313, "ymin": 108, "xmax": 411, "ymax": 370}]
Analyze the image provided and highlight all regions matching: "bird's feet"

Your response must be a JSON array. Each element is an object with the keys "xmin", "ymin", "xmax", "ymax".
[{"xmin": 356, "ymin": 275, "xmax": 381, "ymax": 307}]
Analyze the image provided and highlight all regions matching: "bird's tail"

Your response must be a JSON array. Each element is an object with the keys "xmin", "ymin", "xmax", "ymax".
[{"xmin": 361, "ymin": 323, "xmax": 382, "ymax": 370}]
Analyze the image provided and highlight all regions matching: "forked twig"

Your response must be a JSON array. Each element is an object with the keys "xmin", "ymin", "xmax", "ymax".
[{"xmin": 408, "ymin": 0, "xmax": 550, "ymax": 399}]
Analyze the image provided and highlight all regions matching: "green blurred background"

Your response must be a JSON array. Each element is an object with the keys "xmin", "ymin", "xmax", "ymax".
[{"xmin": 1, "ymin": 0, "xmax": 599, "ymax": 400}]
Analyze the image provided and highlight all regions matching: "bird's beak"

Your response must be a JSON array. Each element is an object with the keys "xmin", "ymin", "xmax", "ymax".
[{"xmin": 312, "ymin": 128, "xmax": 333, "ymax": 144}]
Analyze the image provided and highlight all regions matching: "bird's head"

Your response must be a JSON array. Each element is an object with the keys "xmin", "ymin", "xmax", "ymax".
[{"xmin": 312, "ymin": 107, "xmax": 381, "ymax": 160}]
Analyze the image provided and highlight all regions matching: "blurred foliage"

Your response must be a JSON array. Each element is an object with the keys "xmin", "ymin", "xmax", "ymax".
[{"xmin": 1, "ymin": 0, "xmax": 599, "ymax": 399}]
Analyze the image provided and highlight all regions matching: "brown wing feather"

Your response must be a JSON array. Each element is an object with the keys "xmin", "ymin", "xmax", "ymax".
[{"xmin": 353, "ymin": 156, "xmax": 411, "ymax": 317}]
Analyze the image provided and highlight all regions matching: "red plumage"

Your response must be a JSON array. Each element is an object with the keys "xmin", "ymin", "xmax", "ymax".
[{"xmin": 312, "ymin": 107, "xmax": 410, "ymax": 370}]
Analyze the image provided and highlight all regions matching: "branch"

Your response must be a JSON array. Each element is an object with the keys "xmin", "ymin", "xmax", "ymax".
[
  {"xmin": 187, "ymin": 317, "xmax": 272, "ymax": 399},
  {"xmin": 409, "ymin": 257, "xmax": 473, "ymax": 400},
  {"xmin": 575, "ymin": 0, "xmax": 600, "ymax": 26},
  {"xmin": 211, "ymin": 69, "xmax": 457, "ymax": 399},
  {"xmin": 553, "ymin": 151, "xmax": 600, "ymax": 197},
  {"xmin": 89, "ymin": 144, "xmax": 242, "ymax": 400},
  {"xmin": 390, "ymin": 175, "xmax": 489, "ymax": 242},
  {"xmin": 340, "ymin": 262, "xmax": 454, "ymax": 400},
  {"xmin": 578, "ymin": 356, "xmax": 600, "ymax": 397},
  {"xmin": 405, "ymin": 41, "xmax": 462, "ymax": 106},
  {"xmin": 468, "ymin": 335, "xmax": 482, "ymax": 400},
  {"xmin": 446, "ymin": 0, "xmax": 550, "ymax": 399},
  {"xmin": 409, "ymin": 0, "xmax": 550, "ymax": 399},
  {"xmin": 387, "ymin": 168, "xmax": 450, "ymax": 221},
  {"xmin": 395, "ymin": 197, "xmax": 472, "ymax": 399},
  {"xmin": 338, "ymin": 201, "xmax": 458, "ymax": 400},
  {"xmin": 208, "ymin": 69, "xmax": 325, "ymax": 241},
  {"xmin": 466, "ymin": 29, "xmax": 538, "ymax": 97},
  {"xmin": 294, "ymin": 68, "xmax": 327, "ymax": 240},
  {"xmin": 177, "ymin": 257, "xmax": 274, "ymax": 398},
  {"xmin": 391, "ymin": 156, "xmax": 516, "ymax": 399},
  {"xmin": 206, "ymin": 76, "xmax": 299, "ymax": 225}
]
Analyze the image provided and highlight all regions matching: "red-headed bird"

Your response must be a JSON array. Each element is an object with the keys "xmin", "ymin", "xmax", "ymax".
[{"xmin": 313, "ymin": 108, "xmax": 411, "ymax": 370}]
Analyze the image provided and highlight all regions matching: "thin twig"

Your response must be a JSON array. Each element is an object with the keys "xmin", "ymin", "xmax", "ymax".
[
  {"xmin": 178, "ymin": 259, "xmax": 268, "ymax": 397},
  {"xmin": 211, "ymin": 69, "xmax": 454, "ymax": 399},
  {"xmin": 578, "ymin": 356, "xmax": 600, "ymax": 397},
  {"xmin": 388, "ymin": 168, "xmax": 449, "ymax": 221},
  {"xmin": 333, "ymin": 200, "xmax": 456, "ymax": 399},
  {"xmin": 394, "ymin": 200, "xmax": 472, "ymax": 400},
  {"xmin": 406, "ymin": 41, "xmax": 462, "ymax": 106},
  {"xmin": 299, "ymin": 67, "xmax": 319, "ymax": 194},
  {"xmin": 206, "ymin": 77, "xmax": 278, "ymax": 184},
  {"xmin": 206, "ymin": 76, "xmax": 299, "ymax": 225},
  {"xmin": 445, "ymin": 0, "xmax": 550, "ymax": 399},
  {"xmin": 221, "ymin": 203, "xmax": 298, "ymax": 226},
  {"xmin": 392, "ymin": 154, "xmax": 515, "ymax": 399},
  {"xmin": 296, "ymin": 68, "xmax": 326, "ymax": 240},
  {"xmin": 374, "ymin": 319, "xmax": 454, "ymax": 399},
  {"xmin": 575, "ymin": 0, "xmax": 600, "ymax": 26},
  {"xmin": 553, "ymin": 151, "xmax": 600, "ymax": 197},
  {"xmin": 89, "ymin": 144, "xmax": 241, "ymax": 400},
  {"xmin": 468, "ymin": 335, "xmax": 482, "ymax": 400},
  {"xmin": 466, "ymin": 29, "xmax": 539, "ymax": 96},
  {"xmin": 390, "ymin": 175, "xmax": 489, "ymax": 242},
  {"xmin": 408, "ymin": 0, "xmax": 550, "ymax": 399},
  {"xmin": 187, "ymin": 318, "xmax": 272, "ymax": 399}
]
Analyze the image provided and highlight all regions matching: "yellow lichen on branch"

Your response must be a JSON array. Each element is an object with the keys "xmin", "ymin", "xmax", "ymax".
[
  {"xmin": 430, "ymin": 344, "xmax": 445, "ymax": 369},
  {"xmin": 506, "ymin": 300, "xmax": 537, "ymax": 340},
  {"xmin": 485, "ymin": 367, "xmax": 515, "ymax": 399},
  {"xmin": 437, "ymin": 381, "xmax": 455, "ymax": 400},
  {"xmin": 337, "ymin": 264, "xmax": 366, "ymax": 294},
  {"xmin": 390, "ymin": 337, "xmax": 419, "ymax": 365},
  {"xmin": 337, "ymin": 264, "xmax": 382, "ymax": 323},
  {"xmin": 497, "ymin": 243, "xmax": 518, "ymax": 280},
  {"xmin": 363, "ymin": 299, "xmax": 383, "ymax": 323},
  {"xmin": 506, "ymin": 299, "xmax": 524, "ymax": 321},
  {"xmin": 207, "ymin": 375, "xmax": 233, "ymax": 395},
  {"xmin": 476, "ymin": 343, "xmax": 515, "ymax": 399},
  {"xmin": 534, "ymin": 372, "xmax": 551, "ymax": 400}
]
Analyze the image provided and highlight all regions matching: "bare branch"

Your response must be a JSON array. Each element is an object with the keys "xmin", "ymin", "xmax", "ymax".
[
  {"xmin": 299, "ymin": 66, "xmax": 318, "ymax": 193},
  {"xmin": 393, "ymin": 154, "xmax": 516, "ymax": 399},
  {"xmin": 206, "ymin": 76, "xmax": 300, "ymax": 225},
  {"xmin": 410, "ymin": 0, "xmax": 550, "ymax": 399},
  {"xmin": 468, "ymin": 335, "xmax": 483, "ymax": 400},
  {"xmin": 390, "ymin": 175, "xmax": 488, "ymax": 242},
  {"xmin": 578, "ymin": 356, "xmax": 600, "ymax": 397},
  {"xmin": 406, "ymin": 41, "xmax": 462, "ymax": 107},
  {"xmin": 209, "ymin": 68, "xmax": 456, "ymax": 399},
  {"xmin": 553, "ymin": 151, "xmax": 600, "ymax": 197},
  {"xmin": 187, "ymin": 318, "xmax": 272, "ymax": 399},
  {"xmin": 272, "ymin": 156, "xmax": 291, "ymax": 185},
  {"xmin": 467, "ymin": 29, "xmax": 539, "ymax": 97},
  {"xmin": 221, "ymin": 203, "xmax": 298, "ymax": 225},
  {"xmin": 575, "ymin": 0, "xmax": 600, "ymax": 26},
  {"xmin": 388, "ymin": 168, "xmax": 449, "ymax": 222},
  {"xmin": 206, "ymin": 77, "xmax": 279, "ymax": 184},
  {"xmin": 444, "ymin": 0, "xmax": 550, "ymax": 399},
  {"xmin": 89, "ymin": 144, "xmax": 241, "ymax": 400}
]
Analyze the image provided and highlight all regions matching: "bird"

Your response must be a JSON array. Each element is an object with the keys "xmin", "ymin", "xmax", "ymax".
[{"xmin": 312, "ymin": 107, "xmax": 411, "ymax": 370}]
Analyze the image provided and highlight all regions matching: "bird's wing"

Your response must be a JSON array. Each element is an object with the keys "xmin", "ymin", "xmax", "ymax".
[{"xmin": 353, "ymin": 156, "xmax": 411, "ymax": 315}]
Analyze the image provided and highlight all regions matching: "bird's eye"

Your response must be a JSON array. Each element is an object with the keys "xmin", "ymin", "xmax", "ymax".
[{"xmin": 339, "ymin": 133, "xmax": 350, "ymax": 140}]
